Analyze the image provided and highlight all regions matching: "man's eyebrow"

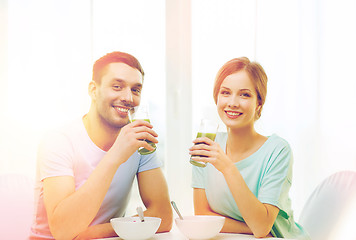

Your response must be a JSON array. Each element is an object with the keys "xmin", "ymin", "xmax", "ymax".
[
  {"xmin": 112, "ymin": 78, "xmax": 142, "ymax": 88},
  {"xmin": 133, "ymin": 82, "xmax": 143, "ymax": 88},
  {"xmin": 112, "ymin": 78, "xmax": 125, "ymax": 83}
]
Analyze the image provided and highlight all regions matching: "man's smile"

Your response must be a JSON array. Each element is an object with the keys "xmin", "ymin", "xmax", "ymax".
[{"xmin": 114, "ymin": 106, "xmax": 130, "ymax": 115}]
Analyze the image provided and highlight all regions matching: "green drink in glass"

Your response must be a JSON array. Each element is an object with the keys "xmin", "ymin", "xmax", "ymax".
[
  {"xmin": 129, "ymin": 103, "xmax": 157, "ymax": 155},
  {"xmin": 190, "ymin": 119, "xmax": 219, "ymax": 167}
]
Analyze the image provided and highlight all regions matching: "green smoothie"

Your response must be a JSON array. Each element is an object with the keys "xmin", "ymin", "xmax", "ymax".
[
  {"xmin": 190, "ymin": 132, "xmax": 217, "ymax": 167},
  {"xmin": 196, "ymin": 132, "xmax": 216, "ymax": 140},
  {"xmin": 132, "ymin": 119, "xmax": 157, "ymax": 155},
  {"xmin": 132, "ymin": 119, "xmax": 150, "ymax": 123}
]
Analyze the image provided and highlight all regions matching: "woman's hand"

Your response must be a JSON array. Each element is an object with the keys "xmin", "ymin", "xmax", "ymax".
[{"xmin": 189, "ymin": 137, "xmax": 234, "ymax": 173}]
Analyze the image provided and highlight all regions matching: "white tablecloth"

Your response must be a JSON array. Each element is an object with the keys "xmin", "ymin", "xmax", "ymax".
[{"xmin": 98, "ymin": 226, "xmax": 293, "ymax": 240}]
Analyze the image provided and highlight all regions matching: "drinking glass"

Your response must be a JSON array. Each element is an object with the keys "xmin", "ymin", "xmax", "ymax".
[
  {"xmin": 190, "ymin": 119, "xmax": 219, "ymax": 167},
  {"xmin": 128, "ymin": 103, "xmax": 157, "ymax": 155}
]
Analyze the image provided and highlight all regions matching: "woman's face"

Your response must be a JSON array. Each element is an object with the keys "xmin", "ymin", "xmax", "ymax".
[{"xmin": 217, "ymin": 70, "xmax": 260, "ymax": 130}]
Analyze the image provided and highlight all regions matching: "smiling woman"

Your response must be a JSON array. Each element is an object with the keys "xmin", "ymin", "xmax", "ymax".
[{"xmin": 191, "ymin": 57, "xmax": 310, "ymax": 239}]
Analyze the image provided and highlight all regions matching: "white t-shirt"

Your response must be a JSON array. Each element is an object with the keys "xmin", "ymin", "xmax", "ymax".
[{"xmin": 29, "ymin": 118, "xmax": 162, "ymax": 239}]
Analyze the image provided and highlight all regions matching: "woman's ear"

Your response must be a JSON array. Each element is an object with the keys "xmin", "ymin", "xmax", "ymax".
[
  {"xmin": 256, "ymin": 104, "xmax": 261, "ymax": 112},
  {"xmin": 88, "ymin": 81, "xmax": 97, "ymax": 100},
  {"xmin": 255, "ymin": 104, "xmax": 262, "ymax": 120}
]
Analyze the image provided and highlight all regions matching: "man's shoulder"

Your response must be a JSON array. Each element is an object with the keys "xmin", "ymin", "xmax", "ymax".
[{"xmin": 49, "ymin": 118, "xmax": 83, "ymax": 134}]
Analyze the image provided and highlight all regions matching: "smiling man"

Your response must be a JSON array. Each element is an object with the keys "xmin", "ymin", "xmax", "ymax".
[{"xmin": 29, "ymin": 51, "xmax": 173, "ymax": 240}]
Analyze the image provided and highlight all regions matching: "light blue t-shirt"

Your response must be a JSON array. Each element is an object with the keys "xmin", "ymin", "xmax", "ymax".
[
  {"xmin": 30, "ymin": 118, "xmax": 162, "ymax": 239},
  {"xmin": 192, "ymin": 133, "xmax": 310, "ymax": 240}
]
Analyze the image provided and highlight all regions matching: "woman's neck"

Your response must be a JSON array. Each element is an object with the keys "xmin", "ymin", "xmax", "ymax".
[{"xmin": 226, "ymin": 126, "xmax": 266, "ymax": 162}]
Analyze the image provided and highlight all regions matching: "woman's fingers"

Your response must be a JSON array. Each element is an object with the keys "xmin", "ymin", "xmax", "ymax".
[{"xmin": 192, "ymin": 137, "xmax": 214, "ymax": 145}]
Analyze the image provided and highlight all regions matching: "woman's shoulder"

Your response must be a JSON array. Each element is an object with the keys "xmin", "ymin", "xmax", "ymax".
[
  {"xmin": 262, "ymin": 134, "xmax": 292, "ymax": 154},
  {"xmin": 258, "ymin": 134, "xmax": 293, "ymax": 173},
  {"xmin": 266, "ymin": 134, "xmax": 291, "ymax": 147}
]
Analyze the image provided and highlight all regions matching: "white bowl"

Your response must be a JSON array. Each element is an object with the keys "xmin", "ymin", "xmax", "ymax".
[
  {"xmin": 175, "ymin": 215, "xmax": 225, "ymax": 240},
  {"xmin": 110, "ymin": 216, "xmax": 161, "ymax": 240}
]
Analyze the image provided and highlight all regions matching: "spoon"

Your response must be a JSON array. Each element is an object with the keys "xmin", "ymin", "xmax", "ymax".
[
  {"xmin": 171, "ymin": 201, "xmax": 184, "ymax": 220},
  {"xmin": 136, "ymin": 206, "xmax": 145, "ymax": 222}
]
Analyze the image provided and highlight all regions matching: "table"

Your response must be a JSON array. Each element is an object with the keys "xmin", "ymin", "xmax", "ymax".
[{"xmin": 98, "ymin": 226, "xmax": 294, "ymax": 240}]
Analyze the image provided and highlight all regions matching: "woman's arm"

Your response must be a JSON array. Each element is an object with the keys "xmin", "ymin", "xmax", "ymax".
[
  {"xmin": 193, "ymin": 188, "xmax": 253, "ymax": 234},
  {"xmin": 190, "ymin": 138, "xmax": 279, "ymax": 238},
  {"xmin": 221, "ymin": 166, "xmax": 279, "ymax": 237}
]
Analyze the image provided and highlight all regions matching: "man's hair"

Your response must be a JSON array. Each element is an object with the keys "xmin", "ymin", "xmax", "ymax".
[{"xmin": 92, "ymin": 51, "xmax": 144, "ymax": 84}]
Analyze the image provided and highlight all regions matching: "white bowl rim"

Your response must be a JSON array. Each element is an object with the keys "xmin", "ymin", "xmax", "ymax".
[
  {"xmin": 175, "ymin": 215, "xmax": 225, "ymax": 221},
  {"xmin": 111, "ymin": 216, "xmax": 162, "ymax": 223}
]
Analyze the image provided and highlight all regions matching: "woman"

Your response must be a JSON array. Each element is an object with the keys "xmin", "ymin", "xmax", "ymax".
[{"xmin": 190, "ymin": 57, "xmax": 310, "ymax": 239}]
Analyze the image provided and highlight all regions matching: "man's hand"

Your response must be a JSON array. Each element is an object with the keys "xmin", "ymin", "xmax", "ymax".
[
  {"xmin": 74, "ymin": 223, "xmax": 117, "ymax": 240},
  {"xmin": 111, "ymin": 120, "xmax": 158, "ymax": 161}
]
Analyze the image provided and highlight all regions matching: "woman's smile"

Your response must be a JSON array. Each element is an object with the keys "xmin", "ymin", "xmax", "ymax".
[{"xmin": 225, "ymin": 110, "xmax": 243, "ymax": 119}]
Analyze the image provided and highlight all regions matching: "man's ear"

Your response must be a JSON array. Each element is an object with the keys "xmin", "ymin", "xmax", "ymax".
[{"xmin": 88, "ymin": 81, "xmax": 97, "ymax": 100}]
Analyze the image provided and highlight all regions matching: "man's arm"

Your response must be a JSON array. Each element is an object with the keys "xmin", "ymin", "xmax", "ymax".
[
  {"xmin": 74, "ymin": 223, "xmax": 117, "ymax": 240},
  {"xmin": 43, "ymin": 149, "xmax": 124, "ymax": 240},
  {"xmin": 43, "ymin": 120, "xmax": 157, "ymax": 239},
  {"xmin": 137, "ymin": 168, "xmax": 173, "ymax": 232}
]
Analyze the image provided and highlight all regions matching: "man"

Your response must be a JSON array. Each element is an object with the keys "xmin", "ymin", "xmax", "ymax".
[{"xmin": 29, "ymin": 51, "xmax": 173, "ymax": 239}]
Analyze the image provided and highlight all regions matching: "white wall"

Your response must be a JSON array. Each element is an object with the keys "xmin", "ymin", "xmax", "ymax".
[
  {"xmin": 1, "ymin": 0, "xmax": 92, "ymax": 177},
  {"xmin": 1, "ymin": 0, "xmax": 356, "ymax": 221}
]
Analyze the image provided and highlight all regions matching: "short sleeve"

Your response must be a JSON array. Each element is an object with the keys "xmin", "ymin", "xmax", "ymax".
[
  {"xmin": 258, "ymin": 141, "xmax": 293, "ymax": 218},
  {"xmin": 191, "ymin": 165, "xmax": 205, "ymax": 189},
  {"xmin": 137, "ymin": 150, "xmax": 162, "ymax": 173},
  {"xmin": 38, "ymin": 130, "xmax": 75, "ymax": 181}
]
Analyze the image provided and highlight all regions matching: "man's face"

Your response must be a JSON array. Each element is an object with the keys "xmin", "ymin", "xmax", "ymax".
[{"xmin": 93, "ymin": 62, "xmax": 143, "ymax": 129}]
